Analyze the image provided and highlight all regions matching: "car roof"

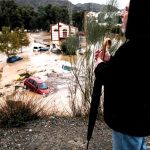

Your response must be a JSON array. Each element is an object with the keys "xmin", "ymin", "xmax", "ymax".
[{"xmin": 28, "ymin": 76, "xmax": 44, "ymax": 83}]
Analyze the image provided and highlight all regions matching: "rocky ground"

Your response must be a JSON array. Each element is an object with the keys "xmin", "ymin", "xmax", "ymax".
[
  {"xmin": 0, "ymin": 116, "xmax": 150, "ymax": 150},
  {"xmin": 0, "ymin": 117, "xmax": 112, "ymax": 150}
]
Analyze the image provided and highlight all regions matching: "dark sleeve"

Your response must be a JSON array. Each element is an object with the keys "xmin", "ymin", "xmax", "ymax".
[{"xmin": 94, "ymin": 59, "xmax": 111, "ymax": 79}]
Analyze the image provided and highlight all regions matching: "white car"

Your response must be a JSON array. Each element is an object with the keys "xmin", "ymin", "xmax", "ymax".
[{"xmin": 33, "ymin": 46, "xmax": 40, "ymax": 52}]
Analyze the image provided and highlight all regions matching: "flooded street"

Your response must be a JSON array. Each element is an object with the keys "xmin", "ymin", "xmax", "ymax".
[
  {"xmin": 0, "ymin": 32, "xmax": 75, "ymax": 86},
  {"xmin": 1, "ymin": 58, "xmax": 29, "ymax": 86},
  {"xmin": 0, "ymin": 32, "xmax": 83, "ymax": 115}
]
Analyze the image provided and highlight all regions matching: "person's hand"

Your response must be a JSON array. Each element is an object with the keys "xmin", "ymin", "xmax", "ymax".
[
  {"xmin": 104, "ymin": 51, "xmax": 111, "ymax": 62},
  {"xmin": 94, "ymin": 51, "xmax": 111, "ymax": 68},
  {"xmin": 97, "ymin": 50, "xmax": 111, "ymax": 62}
]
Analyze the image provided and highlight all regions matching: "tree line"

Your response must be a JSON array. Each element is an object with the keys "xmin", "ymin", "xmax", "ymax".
[{"xmin": 0, "ymin": 0, "xmax": 84, "ymax": 31}]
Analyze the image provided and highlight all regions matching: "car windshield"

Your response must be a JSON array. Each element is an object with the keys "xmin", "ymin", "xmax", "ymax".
[
  {"xmin": 10, "ymin": 55, "xmax": 17, "ymax": 58},
  {"xmin": 14, "ymin": 56, "xmax": 19, "ymax": 59},
  {"xmin": 63, "ymin": 65, "xmax": 72, "ymax": 71},
  {"xmin": 38, "ymin": 83, "xmax": 48, "ymax": 90}
]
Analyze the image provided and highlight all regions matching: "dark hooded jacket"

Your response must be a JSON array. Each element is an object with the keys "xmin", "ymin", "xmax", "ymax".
[
  {"xmin": 93, "ymin": 38, "xmax": 150, "ymax": 136},
  {"xmin": 89, "ymin": 0, "xmax": 150, "ymax": 137}
]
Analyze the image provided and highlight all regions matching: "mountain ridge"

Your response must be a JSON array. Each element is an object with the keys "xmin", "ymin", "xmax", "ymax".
[{"xmin": 14, "ymin": 0, "xmax": 107, "ymax": 12}]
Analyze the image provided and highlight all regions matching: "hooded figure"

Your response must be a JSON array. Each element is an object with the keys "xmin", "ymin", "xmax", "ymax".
[{"xmin": 87, "ymin": 0, "xmax": 150, "ymax": 149}]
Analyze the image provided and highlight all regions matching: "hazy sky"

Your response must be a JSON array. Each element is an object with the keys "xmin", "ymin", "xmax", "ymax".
[{"xmin": 69, "ymin": 0, "xmax": 130, "ymax": 9}]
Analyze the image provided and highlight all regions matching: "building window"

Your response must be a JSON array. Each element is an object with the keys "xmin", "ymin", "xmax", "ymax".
[
  {"xmin": 63, "ymin": 29, "xmax": 67, "ymax": 38},
  {"xmin": 54, "ymin": 29, "xmax": 58, "ymax": 32}
]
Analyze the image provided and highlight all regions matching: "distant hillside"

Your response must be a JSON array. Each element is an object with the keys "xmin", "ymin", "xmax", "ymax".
[
  {"xmin": 15, "ymin": 0, "xmax": 73, "ymax": 8},
  {"xmin": 14, "ymin": 0, "xmax": 113, "ymax": 12}
]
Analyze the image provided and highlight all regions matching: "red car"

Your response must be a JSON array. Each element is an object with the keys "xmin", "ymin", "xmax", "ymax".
[{"xmin": 24, "ymin": 76, "xmax": 50, "ymax": 95}]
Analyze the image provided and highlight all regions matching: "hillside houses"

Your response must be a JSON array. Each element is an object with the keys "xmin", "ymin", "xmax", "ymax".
[{"xmin": 86, "ymin": 11, "xmax": 121, "ymax": 25}]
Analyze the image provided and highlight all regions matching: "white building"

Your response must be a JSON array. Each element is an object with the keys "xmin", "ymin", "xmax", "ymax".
[{"xmin": 50, "ymin": 22, "xmax": 78, "ymax": 45}]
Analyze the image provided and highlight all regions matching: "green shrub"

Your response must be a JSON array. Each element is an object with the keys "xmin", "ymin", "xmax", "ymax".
[{"xmin": 61, "ymin": 36, "xmax": 79, "ymax": 55}]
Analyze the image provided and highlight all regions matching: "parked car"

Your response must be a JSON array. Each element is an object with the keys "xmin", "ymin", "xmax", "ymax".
[
  {"xmin": 50, "ymin": 44, "xmax": 62, "ymax": 54},
  {"xmin": 62, "ymin": 64, "xmax": 72, "ymax": 71},
  {"xmin": 33, "ymin": 46, "xmax": 40, "ymax": 52},
  {"xmin": 24, "ymin": 76, "xmax": 50, "ymax": 95},
  {"xmin": 7, "ymin": 55, "xmax": 23, "ymax": 63},
  {"xmin": 39, "ymin": 47, "xmax": 49, "ymax": 51},
  {"xmin": 61, "ymin": 61, "xmax": 75, "ymax": 73}
]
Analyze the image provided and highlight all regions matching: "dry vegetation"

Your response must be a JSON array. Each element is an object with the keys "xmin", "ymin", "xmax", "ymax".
[{"xmin": 0, "ymin": 92, "xmax": 49, "ymax": 127}]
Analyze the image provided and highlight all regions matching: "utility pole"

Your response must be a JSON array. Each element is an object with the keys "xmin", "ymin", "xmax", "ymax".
[
  {"xmin": 67, "ymin": 0, "xmax": 73, "ymax": 35},
  {"xmin": 84, "ymin": 11, "xmax": 88, "ymax": 52}
]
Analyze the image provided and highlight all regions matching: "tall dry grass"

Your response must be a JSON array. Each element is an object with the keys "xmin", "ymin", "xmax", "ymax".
[{"xmin": 0, "ymin": 91, "xmax": 50, "ymax": 127}]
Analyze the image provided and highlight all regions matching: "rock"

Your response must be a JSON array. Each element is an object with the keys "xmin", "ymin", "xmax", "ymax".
[
  {"xmin": 49, "ymin": 116, "xmax": 55, "ymax": 119},
  {"xmin": 68, "ymin": 137, "xmax": 86, "ymax": 148},
  {"xmin": 17, "ymin": 144, "xmax": 21, "ymax": 147},
  {"xmin": 29, "ymin": 129, "xmax": 32, "ymax": 132}
]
